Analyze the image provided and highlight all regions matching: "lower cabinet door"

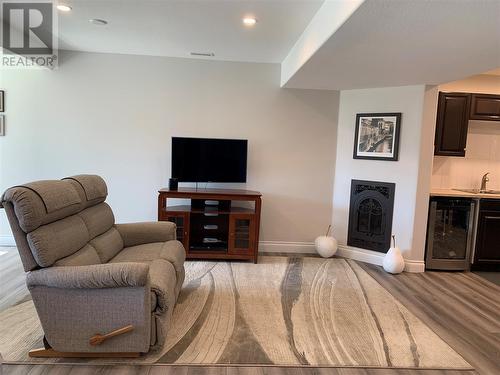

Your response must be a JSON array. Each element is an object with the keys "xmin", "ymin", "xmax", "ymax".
[
  {"xmin": 228, "ymin": 214, "xmax": 255, "ymax": 255},
  {"xmin": 474, "ymin": 209, "xmax": 500, "ymax": 269},
  {"xmin": 164, "ymin": 213, "xmax": 190, "ymax": 252}
]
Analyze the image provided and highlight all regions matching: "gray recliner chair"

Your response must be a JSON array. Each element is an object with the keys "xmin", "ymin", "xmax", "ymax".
[{"xmin": 1, "ymin": 175, "xmax": 185, "ymax": 357}]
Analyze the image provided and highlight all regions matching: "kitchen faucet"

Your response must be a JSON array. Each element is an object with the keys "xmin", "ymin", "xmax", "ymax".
[{"xmin": 480, "ymin": 172, "xmax": 490, "ymax": 192}]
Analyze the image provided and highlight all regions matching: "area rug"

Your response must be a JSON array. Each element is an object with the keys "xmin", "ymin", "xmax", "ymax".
[{"xmin": 0, "ymin": 256, "xmax": 471, "ymax": 369}]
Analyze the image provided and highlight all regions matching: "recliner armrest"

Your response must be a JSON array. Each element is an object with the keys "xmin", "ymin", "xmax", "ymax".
[
  {"xmin": 115, "ymin": 221, "xmax": 176, "ymax": 247},
  {"xmin": 26, "ymin": 262, "xmax": 149, "ymax": 289}
]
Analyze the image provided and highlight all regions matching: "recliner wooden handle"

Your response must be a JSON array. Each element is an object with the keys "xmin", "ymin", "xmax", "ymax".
[{"xmin": 89, "ymin": 325, "xmax": 134, "ymax": 346}]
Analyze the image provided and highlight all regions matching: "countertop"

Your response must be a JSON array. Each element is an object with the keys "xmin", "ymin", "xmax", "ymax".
[{"xmin": 430, "ymin": 188, "xmax": 500, "ymax": 199}]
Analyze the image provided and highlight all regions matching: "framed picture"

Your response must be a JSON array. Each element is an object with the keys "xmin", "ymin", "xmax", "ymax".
[
  {"xmin": 0, "ymin": 115, "xmax": 4, "ymax": 136},
  {"xmin": 0, "ymin": 91, "xmax": 4, "ymax": 112},
  {"xmin": 353, "ymin": 112, "xmax": 401, "ymax": 161}
]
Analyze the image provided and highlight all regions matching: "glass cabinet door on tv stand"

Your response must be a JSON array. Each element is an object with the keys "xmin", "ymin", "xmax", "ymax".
[
  {"xmin": 164, "ymin": 212, "xmax": 190, "ymax": 251},
  {"xmin": 228, "ymin": 213, "xmax": 255, "ymax": 255}
]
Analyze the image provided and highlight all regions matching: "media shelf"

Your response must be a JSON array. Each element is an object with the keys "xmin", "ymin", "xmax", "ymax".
[{"xmin": 158, "ymin": 188, "xmax": 262, "ymax": 263}]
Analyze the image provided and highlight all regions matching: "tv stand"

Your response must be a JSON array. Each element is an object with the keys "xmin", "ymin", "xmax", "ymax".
[{"xmin": 158, "ymin": 188, "xmax": 262, "ymax": 263}]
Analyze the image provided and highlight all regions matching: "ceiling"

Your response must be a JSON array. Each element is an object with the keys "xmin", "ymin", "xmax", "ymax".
[
  {"xmin": 282, "ymin": 0, "xmax": 500, "ymax": 90},
  {"xmin": 56, "ymin": 0, "xmax": 324, "ymax": 63},
  {"xmin": 51, "ymin": 0, "xmax": 500, "ymax": 89}
]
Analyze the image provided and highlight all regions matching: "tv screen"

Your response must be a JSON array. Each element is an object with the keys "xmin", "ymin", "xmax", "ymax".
[{"xmin": 172, "ymin": 137, "xmax": 248, "ymax": 183}]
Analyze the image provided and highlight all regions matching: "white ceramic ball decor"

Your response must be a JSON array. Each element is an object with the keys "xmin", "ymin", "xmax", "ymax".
[
  {"xmin": 383, "ymin": 234, "xmax": 405, "ymax": 274},
  {"xmin": 315, "ymin": 225, "xmax": 338, "ymax": 258}
]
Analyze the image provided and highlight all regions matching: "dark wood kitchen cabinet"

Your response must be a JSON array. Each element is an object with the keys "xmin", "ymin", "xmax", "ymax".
[
  {"xmin": 434, "ymin": 92, "xmax": 471, "ymax": 156},
  {"xmin": 472, "ymin": 199, "xmax": 500, "ymax": 271},
  {"xmin": 470, "ymin": 93, "xmax": 500, "ymax": 121}
]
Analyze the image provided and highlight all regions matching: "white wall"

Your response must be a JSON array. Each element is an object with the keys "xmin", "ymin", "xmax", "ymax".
[
  {"xmin": 432, "ymin": 74, "xmax": 500, "ymax": 190},
  {"xmin": 412, "ymin": 85, "xmax": 439, "ymax": 266},
  {"xmin": 0, "ymin": 51, "xmax": 339, "ymax": 249},
  {"xmin": 280, "ymin": 0, "xmax": 364, "ymax": 87},
  {"xmin": 332, "ymin": 85, "xmax": 435, "ymax": 265}
]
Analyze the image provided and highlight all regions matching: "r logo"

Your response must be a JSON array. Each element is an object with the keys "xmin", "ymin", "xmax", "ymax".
[{"xmin": 2, "ymin": 2, "xmax": 53, "ymax": 55}]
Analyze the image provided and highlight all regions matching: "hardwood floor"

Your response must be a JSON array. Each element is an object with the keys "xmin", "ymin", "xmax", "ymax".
[
  {"xmin": 359, "ymin": 263, "xmax": 500, "ymax": 375},
  {"xmin": 0, "ymin": 247, "xmax": 28, "ymax": 312},
  {"xmin": 472, "ymin": 271, "xmax": 500, "ymax": 286},
  {"xmin": 0, "ymin": 364, "xmax": 479, "ymax": 375},
  {"xmin": 1, "ymin": 248, "xmax": 498, "ymax": 374}
]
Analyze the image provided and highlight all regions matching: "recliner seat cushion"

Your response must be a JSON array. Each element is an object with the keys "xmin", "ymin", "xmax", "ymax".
[
  {"xmin": 109, "ymin": 241, "xmax": 185, "ymax": 280},
  {"xmin": 54, "ymin": 244, "xmax": 102, "ymax": 267}
]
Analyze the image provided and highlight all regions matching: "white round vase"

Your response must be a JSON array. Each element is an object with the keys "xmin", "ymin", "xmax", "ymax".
[
  {"xmin": 383, "ymin": 246, "xmax": 405, "ymax": 274},
  {"xmin": 314, "ymin": 235, "xmax": 338, "ymax": 258}
]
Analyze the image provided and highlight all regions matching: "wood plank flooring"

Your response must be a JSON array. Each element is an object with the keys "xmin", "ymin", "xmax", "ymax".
[
  {"xmin": 1, "ymin": 248, "xmax": 498, "ymax": 374},
  {"xmin": 0, "ymin": 364, "xmax": 479, "ymax": 375},
  {"xmin": 0, "ymin": 247, "xmax": 28, "ymax": 312},
  {"xmin": 472, "ymin": 271, "xmax": 500, "ymax": 286},
  {"xmin": 358, "ymin": 263, "xmax": 500, "ymax": 375}
]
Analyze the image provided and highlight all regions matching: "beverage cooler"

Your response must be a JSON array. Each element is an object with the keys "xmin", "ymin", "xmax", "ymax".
[{"xmin": 425, "ymin": 197, "xmax": 475, "ymax": 270}]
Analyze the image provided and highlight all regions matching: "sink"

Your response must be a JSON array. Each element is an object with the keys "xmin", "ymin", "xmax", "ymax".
[{"xmin": 453, "ymin": 188, "xmax": 500, "ymax": 195}]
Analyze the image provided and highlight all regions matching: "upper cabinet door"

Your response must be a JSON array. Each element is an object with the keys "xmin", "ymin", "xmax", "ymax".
[
  {"xmin": 470, "ymin": 94, "xmax": 500, "ymax": 121},
  {"xmin": 434, "ymin": 92, "xmax": 471, "ymax": 157}
]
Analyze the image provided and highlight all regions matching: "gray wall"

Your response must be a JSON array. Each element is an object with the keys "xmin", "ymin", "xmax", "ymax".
[{"xmin": 0, "ymin": 51, "xmax": 339, "ymax": 249}]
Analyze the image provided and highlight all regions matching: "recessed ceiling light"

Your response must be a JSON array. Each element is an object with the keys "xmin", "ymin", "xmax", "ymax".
[
  {"xmin": 89, "ymin": 19, "xmax": 108, "ymax": 26},
  {"xmin": 242, "ymin": 17, "xmax": 257, "ymax": 26},
  {"xmin": 56, "ymin": 5, "xmax": 72, "ymax": 12}
]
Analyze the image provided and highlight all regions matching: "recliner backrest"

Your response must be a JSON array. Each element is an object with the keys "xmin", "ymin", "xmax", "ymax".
[{"xmin": 1, "ymin": 175, "xmax": 124, "ymax": 271}]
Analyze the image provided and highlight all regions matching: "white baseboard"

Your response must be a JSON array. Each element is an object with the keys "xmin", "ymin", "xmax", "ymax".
[
  {"xmin": 403, "ymin": 259, "xmax": 426, "ymax": 273},
  {"xmin": 260, "ymin": 241, "xmax": 425, "ymax": 273},
  {"xmin": 0, "ymin": 235, "xmax": 15, "ymax": 247},
  {"xmin": 259, "ymin": 241, "xmax": 316, "ymax": 254},
  {"xmin": 0, "ymin": 235, "xmax": 426, "ymax": 272},
  {"xmin": 338, "ymin": 245, "xmax": 425, "ymax": 273},
  {"xmin": 336, "ymin": 244, "xmax": 384, "ymax": 266}
]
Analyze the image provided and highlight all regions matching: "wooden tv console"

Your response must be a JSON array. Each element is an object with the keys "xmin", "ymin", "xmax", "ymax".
[{"xmin": 158, "ymin": 188, "xmax": 262, "ymax": 263}]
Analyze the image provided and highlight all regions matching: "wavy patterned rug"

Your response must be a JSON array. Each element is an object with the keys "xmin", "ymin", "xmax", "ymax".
[{"xmin": 0, "ymin": 256, "xmax": 470, "ymax": 369}]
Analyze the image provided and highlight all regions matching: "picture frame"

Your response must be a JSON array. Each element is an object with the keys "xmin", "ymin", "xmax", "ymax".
[
  {"xmin": 0, "ymin": 91, "xmax": 4, "ymax": 112},
  {"xmin": 0, "ymin": 115, "xmax": 4, "ymax": 136},
  {"xmin": 353, "ymin": 112, "xmax": 401, "ymax": 161}
]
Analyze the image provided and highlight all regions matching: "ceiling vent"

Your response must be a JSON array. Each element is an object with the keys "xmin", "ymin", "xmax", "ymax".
[
  {"xmin": 89, "ymin": 19, "xmax": 108, "ymax": 26},
  {"xmin": 190, "ymin": 52, "xmax": 215, "ymax": 57}
]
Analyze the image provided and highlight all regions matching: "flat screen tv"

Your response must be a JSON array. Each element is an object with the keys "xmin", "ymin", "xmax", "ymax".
[{"xmin": 172, "ymin": 137, "xmax": 248, "ymax": 183}]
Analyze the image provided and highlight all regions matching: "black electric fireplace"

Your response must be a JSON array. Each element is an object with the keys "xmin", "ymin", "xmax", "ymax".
[{"xmin": 347, "ymin": 180, "xmax": 395, "ymax": 253}]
